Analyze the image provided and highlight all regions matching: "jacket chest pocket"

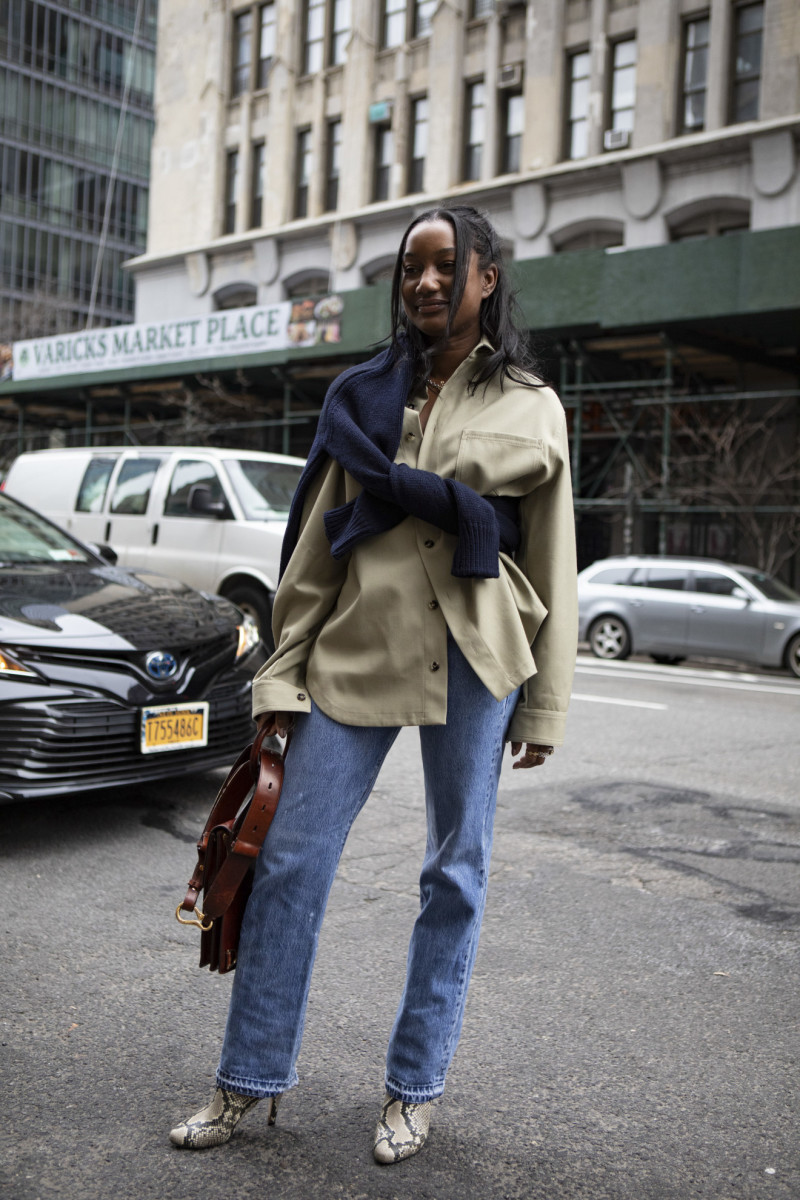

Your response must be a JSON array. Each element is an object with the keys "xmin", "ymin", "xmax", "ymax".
[{"xmin": 454, "ymin": 430, "xmax": 546, "ymax": 496}]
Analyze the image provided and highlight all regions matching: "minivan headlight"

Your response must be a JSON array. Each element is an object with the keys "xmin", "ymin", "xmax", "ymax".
[{"xmin": 235, "ymin": 615, "xmax": 261, "ymax": 659}]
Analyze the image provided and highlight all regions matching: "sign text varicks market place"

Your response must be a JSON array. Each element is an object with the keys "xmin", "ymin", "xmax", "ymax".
[{"xmin": 10, "ymin": 296, "xmax": 344, "ymax": 382}]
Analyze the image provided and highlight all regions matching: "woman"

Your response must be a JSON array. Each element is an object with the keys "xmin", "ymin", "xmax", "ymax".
[{"xmin": 170, "ymin": 204, "xmax": 577, "ymax": 1163}]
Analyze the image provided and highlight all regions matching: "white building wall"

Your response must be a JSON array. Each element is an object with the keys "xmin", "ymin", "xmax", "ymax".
[{"xmin": 131, "ymin": 0, "xmax": 800, "ymax": 322}]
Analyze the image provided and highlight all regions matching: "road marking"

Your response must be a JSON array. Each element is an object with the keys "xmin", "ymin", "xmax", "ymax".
[
  {"xmin": 575, "ymin": 663, "xmax": 800, "ymax": 698},
  {"xmin": 571, "ymin": 692, "xmax": 668, "ymax": 711}
]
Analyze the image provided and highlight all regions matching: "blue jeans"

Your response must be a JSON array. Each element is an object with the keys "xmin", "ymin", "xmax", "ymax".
[{"xmin": 217, "ymin": 636, "xmax": 519, "ymax": 1104}]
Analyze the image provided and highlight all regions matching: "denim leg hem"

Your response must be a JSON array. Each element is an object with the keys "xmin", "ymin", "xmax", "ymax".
[
  {"xmin": 216, "ymin": 1067, "xmax": 298, "ymax": 1099},
  {"xmin": 385, "ymin": 1074, "xmax": 445, "ymax": 1104}
]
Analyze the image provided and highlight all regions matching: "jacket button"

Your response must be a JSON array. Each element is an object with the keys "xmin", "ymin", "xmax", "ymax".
[
  {"xmin": 424, "ymin": 539, "xmax": 435, "ymax": 548},
  {"xmin": 297, "ymin": 692, "xmax": 306, "ymax": 701},
  {"xmin": 428, "ymin": 599, "xmax": 438, "ymax": 610},
  {"xmin": 430, "ymin": 661, "xmax": 440, "ymax": 672},
  {"xmin": 406, "ymin": 431, "xmax": 416, "ymax": 441}
]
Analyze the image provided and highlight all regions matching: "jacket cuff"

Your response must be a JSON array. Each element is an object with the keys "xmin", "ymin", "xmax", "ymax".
[
  {"xmin": 506, "ymin": 707, "xmax": 567, "ymax": 747},
  {"xmin": 252, "ymin": 677, "xmax": 313, "ymax": 720}
]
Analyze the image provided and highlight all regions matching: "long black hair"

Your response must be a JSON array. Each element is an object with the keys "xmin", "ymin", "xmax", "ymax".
[{"xmin": 389, "ymin": 203, "xmax": 539, "ymax": 391}]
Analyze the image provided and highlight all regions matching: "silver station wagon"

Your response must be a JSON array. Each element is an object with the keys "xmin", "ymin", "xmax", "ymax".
[{"xmin": 578, "ymin": 556, "xmax": 800, "ymax": 678}]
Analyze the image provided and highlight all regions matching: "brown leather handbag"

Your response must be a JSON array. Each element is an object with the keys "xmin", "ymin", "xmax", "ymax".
[{"xmin": 176, "ymin": 726, "xmax": 286, "ymax": 974}]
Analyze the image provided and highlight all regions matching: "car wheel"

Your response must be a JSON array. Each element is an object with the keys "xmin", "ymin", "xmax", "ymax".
[
  {"xmin": 224, "ymin": 584, "xmax": 274, "ymax": 652},
  {"xmin": 651, "ymin": 654, "xmax": 685, "ymax": 666},
  {"xmin": 786, "ymin": 632, "xmax": 800, "ymax": 679},
  {"xmin": 588, "ymin": 615, "xmax": 631, "ymax": 660}
]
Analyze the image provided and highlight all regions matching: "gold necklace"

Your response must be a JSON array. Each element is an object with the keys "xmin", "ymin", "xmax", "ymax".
[{"xmin": 424, "ymin": 376, "xmax": 447, "ymax": 393}]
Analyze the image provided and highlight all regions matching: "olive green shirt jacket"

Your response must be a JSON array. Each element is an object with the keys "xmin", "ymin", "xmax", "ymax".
[{"xmin": 251, "ymin": 343, "xmax": 578, "ymax": 747}]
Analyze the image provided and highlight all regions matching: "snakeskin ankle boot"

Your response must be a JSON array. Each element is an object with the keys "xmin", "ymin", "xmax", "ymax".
[
  {"xmin": 169, "ymin": 1087, "xmax": 279, "ymax": 1149},
  {"xmin": 373, "ymin": 1093, "xmax": 432, "ymax": 1164}
]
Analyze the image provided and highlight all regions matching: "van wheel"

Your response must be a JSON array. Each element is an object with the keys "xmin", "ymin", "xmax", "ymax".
[{"xmin": 224, "ymin": 584, "xmax": 274, "ymax": 652}]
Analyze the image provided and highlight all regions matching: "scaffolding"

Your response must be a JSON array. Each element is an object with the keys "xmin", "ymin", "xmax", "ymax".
[{"xmin": 558, "ymin": 338, "xmax": 800, "ymax": 582}]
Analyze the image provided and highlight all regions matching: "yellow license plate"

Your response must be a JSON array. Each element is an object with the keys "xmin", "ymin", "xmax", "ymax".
[{"xmin": 140, "ymin": 702, "xmax": 209, "ymax": 754}]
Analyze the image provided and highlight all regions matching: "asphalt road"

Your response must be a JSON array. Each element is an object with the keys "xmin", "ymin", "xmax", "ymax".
[{"xmin": 1, "ymin": 655, "xmax": 798, "ymax": 1200}]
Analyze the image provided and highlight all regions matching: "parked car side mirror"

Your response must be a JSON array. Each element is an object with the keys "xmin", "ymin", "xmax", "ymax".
[
  {"xmin": 187, "ymin": 484, "xmax": 231, "ymax": 519},
  {"xmin": 732, "ymin": 586, "xmax": 751, "ymax": 602},
  {"xmin": 88, "ymin": 542, "xmax": 118, "ymax": 565}
]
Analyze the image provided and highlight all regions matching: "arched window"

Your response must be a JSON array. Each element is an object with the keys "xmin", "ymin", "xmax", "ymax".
[
  {"xmin": 284, "ymin": 272, "xmax": 330, "ymax": 299},
  {"xmin": 667, "ymin": 199, "xmax": 750, "ymax": 242},
  {"xmin": 551, "ymin": 220, "xmax": 624, "ymax": 253},
  {"xmin": 213, "ymin": 283, "xmax": 257, "ymax": 310},
  {"xmin": 362, "ymin": 255, "xmax": 396, "ymax": 286}
]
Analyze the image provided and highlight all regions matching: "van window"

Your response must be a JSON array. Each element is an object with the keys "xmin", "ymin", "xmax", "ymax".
[
  {"xmin": 109, "ymin": 458, "xmax": 163, "ymax": 515},
  {"xmin": 76, "ymin": 456, "xmax": 119, "ymax": 513},
  {"xmin": 165, "ymin": 460, "xmax": 226, "ymax": 516},
  {"xmin": 223, "ymin": 458, "xmax": 304, "ymax": 520}
]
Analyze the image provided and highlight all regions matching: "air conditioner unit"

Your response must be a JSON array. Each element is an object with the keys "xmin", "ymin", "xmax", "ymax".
[
  {"xmin": 604, "ymin": 128, "xmax": 631, "ymax": 151},
  {"xmin": 497, "ymin": 63, "xmax": 523, "ymax": 89}
]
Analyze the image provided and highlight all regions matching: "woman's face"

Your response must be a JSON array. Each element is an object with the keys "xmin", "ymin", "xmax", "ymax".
[{"xmin": 400, "ymin": 218, "xmax": 497, "ymax": 347}]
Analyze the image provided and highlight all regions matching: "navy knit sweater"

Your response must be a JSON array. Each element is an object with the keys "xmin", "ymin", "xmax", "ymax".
[{"xmin": 280, "ymin": 346, "xmax": 520, "ymax": 581}]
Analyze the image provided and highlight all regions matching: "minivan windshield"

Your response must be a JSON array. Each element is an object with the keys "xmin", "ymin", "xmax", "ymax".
[
  {"xmin": 737, "ymin": 568, "xmax": 800, "ymax": 603},
  {"xmin": 0, "ymin": 495, "xmax": 93, "ymax": 565},
  {"xmin": 223, "ymin": 458, "xmax": 304, "ymax": 520}
]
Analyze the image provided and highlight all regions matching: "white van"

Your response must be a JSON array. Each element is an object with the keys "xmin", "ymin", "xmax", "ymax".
[{"xmin": 3, "ymin": 446, "xmax": 305, "ymax": 645}]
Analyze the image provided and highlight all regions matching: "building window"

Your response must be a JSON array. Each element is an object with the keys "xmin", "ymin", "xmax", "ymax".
[
  {"xmin": 232, "ymin": 10, "xmax": 253, "ymax": 96},
  {"xmin": 224, "ymin": 150, "xmax": 239, "ymax": 234},
  {"xmin": 380, "ymin": 1, "xmax": 436, "ymax": 46},
  {"xmin": 383, "ymin": 0, "xmax": 407, "ymax": 47},
  {"xmin": 331, "ymin": 0, "xmax": 351, "ymax": 65},
  {"xmin": 414, "ymin": 0, "xmax": 436, "ymax": 37},
  {"xmin": 668, "ymin": 204, "xmax": 750, "ymax": 241},
  {"xmin": 567, "ymin": 49, "xmax": 590, "ymax": 159},
  {"xmin": 295, "ymin": 129, "xmax": 312, "ymax": 218},
  {"xmin": 325, "ymin": 119, "xmax": 342, "ymax": 211},
  {"xmin": 731, "ymin": 2, "xmax": 763, "ymax": 123},
  {"xmin": 408, "ymin": 96, "xmax": 428, "ymax": 193},
  {"xmin": 258, "ymin": 2, "xmax": 276, "ymax": 87},
  {"xmin": 501, "ymin": 91, "xmax": 523, "ymax": 174},
  {"xmin": 250, "ymin": 142, "xmax": 265, "ymax": 227},
  {"xmin": 680, "ymin": 14, "xmax": 710, "ymax": 133},
  {"xmin": 373, "ymin": 125, "xmax": 393, "ymax": 201},
  {"xmin": 552, "ymin": 223, "xmax": 624, "ymax": 253},
  {"xmin": 463, "ymin": 81, "xmax": 485, "ymax": 181},
  {"xmin": 610, "ymin": 39, "xmax": 637, "ymax": 135},
  {"xmin": 304, "ymin": 0, "xmax": 326, "ymax": 73},
  {"xmin": 472, "ymin": 0, "xmax": 494, "ymax": 16}
]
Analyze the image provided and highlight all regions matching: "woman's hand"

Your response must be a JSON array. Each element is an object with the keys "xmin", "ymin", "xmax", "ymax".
[
  {"xmin": 256, "ymin": 711, "xmax": 294, "ymax": 739},
  {"xmin": 510, "ymin": 742, "xmax": 554, "ymax": 770}
]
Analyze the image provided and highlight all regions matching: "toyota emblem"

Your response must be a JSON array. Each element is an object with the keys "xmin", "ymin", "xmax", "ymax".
[{"xmin": 145, "ymin": 651, "xmax": 178, "ymax": 680}]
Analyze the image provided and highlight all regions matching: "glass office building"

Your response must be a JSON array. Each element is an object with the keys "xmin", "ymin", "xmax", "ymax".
[{"xmin": 0, "ymin": 0, "xmax": 157, "ymax": 338}]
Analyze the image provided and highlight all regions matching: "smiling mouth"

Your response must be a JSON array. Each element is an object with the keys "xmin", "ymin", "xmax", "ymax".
[{"xmin": 416, "ymin": 300, "xmax": 448, "ymax": 312}]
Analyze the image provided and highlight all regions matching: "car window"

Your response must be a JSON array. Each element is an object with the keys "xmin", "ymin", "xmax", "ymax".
[
  {"xmin": 164, "ymin": 460, "xmax": 226, "ymax": 516},
  {"xmin": 0, "ymin": 495, "xmax": 92, "ymax": 564},
  {"xmin": 76, "ymin": 456, "xmax": 119, "ymax": 512},
  {"xmin": 693, "ymin": 572, "xmax": 739, "ymax": 596},
  {"xmin": 223, "ymin": 458, "xmax": 304, "ymax": 520},
  {"xmin": 588, "ymin": 567, "xmax": 634, "ymax": 584},
  {"xmin": 109, "ymin": 457, "xmax": 163, "ymax": 515},
  {"xmin": 640, "ymin": 566, "xmax": 688, "ymax": 590},
  {"xmin": 737, "ymin": 568, "xmax": 800, "ymax": 603}
]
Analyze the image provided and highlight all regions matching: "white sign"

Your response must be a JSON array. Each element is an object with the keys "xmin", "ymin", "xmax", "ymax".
[{"xmin": 11, "ymin": 296, "xmax": 344, "ymax": 382}]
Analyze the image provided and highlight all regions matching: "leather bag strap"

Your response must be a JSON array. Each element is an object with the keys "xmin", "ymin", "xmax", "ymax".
[{"xmin": 178, "ymin": 726, "xmax": 286, "ymax": 919}]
